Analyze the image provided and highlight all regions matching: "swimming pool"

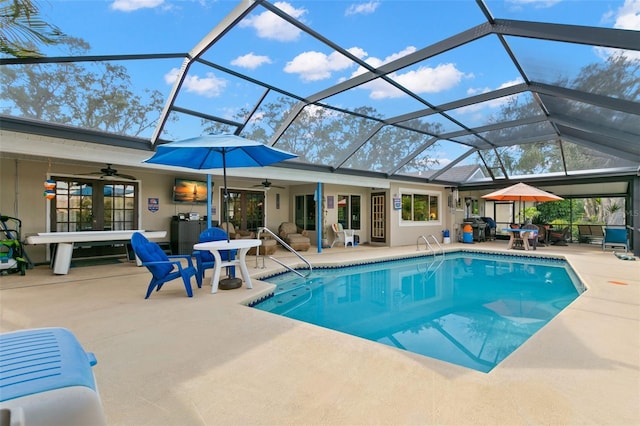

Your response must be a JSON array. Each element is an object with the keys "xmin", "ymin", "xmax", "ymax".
[{"xmin": 252, "ymin": 252, "xmax": 585, "ymax": 372}]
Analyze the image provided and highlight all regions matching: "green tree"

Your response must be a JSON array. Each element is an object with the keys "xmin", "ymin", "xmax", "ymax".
[
  {"xmin": 591, "ymin": 197, "xmax": 625, "ymax": 225},
  {"xmin": 489, "ymin": 54, "xmax": 637, "ymax": 224},
  {"xmin": 487, "ymin": 54, "xmax": 638, "ymax": 177},
  {"xmin": 536, "ymin": 199, "xmax": 583, "ymax": 225},
  {"xmin": 203, "ymin": 96, "xmax": 447, "ymax": 175},
  {"xmin": 0, "ymin": 37, "xmax": 167, "ymax": 136},
  {"xmin": 0, "ymin": 0, "xmax": 64, "ymax": 57}
]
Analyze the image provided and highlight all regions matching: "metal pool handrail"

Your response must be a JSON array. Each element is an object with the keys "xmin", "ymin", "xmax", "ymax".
[
  {"xmin": 417, "ymin": 235, "xmax": 444, "ymax": 256},
  {"xmin": 256, "ymin": 227, "xmax": 312, "ymax": 278}
]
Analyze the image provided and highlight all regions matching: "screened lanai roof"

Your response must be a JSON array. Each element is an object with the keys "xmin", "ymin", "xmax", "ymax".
[{"xmin": 1, "ymin": 0, "xmax": 639, "ymax": 187}]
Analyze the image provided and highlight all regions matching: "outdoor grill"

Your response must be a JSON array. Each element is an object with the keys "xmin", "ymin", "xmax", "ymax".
[{"xmin": 463, "ymin": 218, "xmax": 487, "ymax": 242}]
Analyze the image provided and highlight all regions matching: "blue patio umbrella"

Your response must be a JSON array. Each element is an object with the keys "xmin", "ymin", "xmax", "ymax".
[{"xmin": 143, "ymin": 134, "xmax": 297, "ymax": 242}]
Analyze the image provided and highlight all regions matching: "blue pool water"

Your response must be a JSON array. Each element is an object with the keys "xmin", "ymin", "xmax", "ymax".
[{"xmin": 252, "ymin": 252, "xmax": 584, "ymax": 372}]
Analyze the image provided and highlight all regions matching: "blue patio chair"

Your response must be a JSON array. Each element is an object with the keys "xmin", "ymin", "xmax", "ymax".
[
  {"xmin": 602, "ymin": 227, "xmax": 629, "ymax": 253},
  {"xmin": 192, "ymin": 227, "xmax": 237, "ymax": 281},
  {"xmin": 131, "ymin": 232, "xmax": 201, "ymax": 299}
]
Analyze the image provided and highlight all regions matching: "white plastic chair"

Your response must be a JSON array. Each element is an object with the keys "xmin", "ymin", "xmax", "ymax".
[{"xmin": 331, "ymin": 223, "xmax": 354, "ymax": 247}]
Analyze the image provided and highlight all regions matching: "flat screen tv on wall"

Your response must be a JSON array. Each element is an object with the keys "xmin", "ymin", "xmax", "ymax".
[{"xmin": 173, "ymin": 178, "xmax": 209, "ymax": 204}]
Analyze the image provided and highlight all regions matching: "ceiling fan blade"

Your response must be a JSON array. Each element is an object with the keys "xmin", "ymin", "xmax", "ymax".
[
  {"xmin": 83, "ymin": 164, "xmax": 137, "ymax": 180},
  {"xmin": 252, "ymin": 179, "xmax": 286, "ymax": 189},
  {"xmin": 114, "ymin": 173, "xmax": 137, "ymax": 181}
]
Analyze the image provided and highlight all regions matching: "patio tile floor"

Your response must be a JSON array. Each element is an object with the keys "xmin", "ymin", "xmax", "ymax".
[{"xmin": 1, "ymin": 241, "xmax": 638, "ymax": 425}]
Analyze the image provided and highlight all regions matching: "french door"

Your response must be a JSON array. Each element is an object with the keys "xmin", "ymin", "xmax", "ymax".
[
  {"xmin": 50, "ymin": 177, "xmax": 139, "ymax": 232},
  {"xmin": 223, "ymin": 189, "xmax": 265, "ymax": 231},
  {"xmin": 371, "ymin": 192, "xmax": 386, "ymax": 243},
  {"xmin": 48, "ymin": 177, "xmax": 139, "ymax": 258}
]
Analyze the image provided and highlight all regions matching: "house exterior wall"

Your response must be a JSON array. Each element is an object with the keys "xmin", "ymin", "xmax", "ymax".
[
  {"xmin": 388, "ymin": 182, "xmax": 453, "ymax": 247},
  {"xmin": 285, "ymin": 183, "xmax": 374, "ymax": 249},
  {"xmin": 0, "ymin": 157, "xmax": 296, "ymax": 264},
  {"xmin": 3, "ymin": 131, "xmax": 459, "ymax": 258},
  {"xmin": 1, "ymin": 158, "xmax": 455, "ymax": 264}
]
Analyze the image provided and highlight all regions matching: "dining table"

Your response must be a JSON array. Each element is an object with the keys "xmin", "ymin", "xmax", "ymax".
[
  {"xmin": 193, "ymin": 239, "xmax": 262, "ymax": 293},
  {"xmin": 502, "ymin": 228, "xmax": 537, "ymax": 251}
]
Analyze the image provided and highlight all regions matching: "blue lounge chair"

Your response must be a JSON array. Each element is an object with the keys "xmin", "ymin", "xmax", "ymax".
[
  {"xmin": 131, "ymin": 232, "xmax": 201, "ymax": 299},
  {"xmin": 602, "ymin": 228, "xmax": 629, "ymax": 253},
  {"xmin": 192, "ymin": 227, "xmax": 237, "ymax": 281}
]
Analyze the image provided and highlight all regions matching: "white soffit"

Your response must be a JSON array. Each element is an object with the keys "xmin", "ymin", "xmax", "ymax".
[{"xmin": 540, "ymin": 182, "xmax": 628, "ymax": 197}]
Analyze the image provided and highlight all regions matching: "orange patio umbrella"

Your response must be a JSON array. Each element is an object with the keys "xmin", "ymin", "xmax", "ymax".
[
  {"xmin": 482, "ymin": 182, "xmax": 563, "ymax": 221},
  {"xmin": 481, "ymin": 182, "xmax": 564, "ymax": 202}
]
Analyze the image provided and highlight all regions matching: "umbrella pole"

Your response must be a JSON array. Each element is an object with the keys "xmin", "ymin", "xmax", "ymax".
[
  {"xmin": 222, "ymin": 150, "xmax": 230, "ymax": 244},
  {"xmin": 514, "ymin": 196, "xmax": 523, "ymax": 224},
  {"xmin": 219, "ymin": 150, "xmax": 242, "ymax": 290},
  {"xmin": 207, "ymin": 174, "xmax": 212, "ymax": 228}
]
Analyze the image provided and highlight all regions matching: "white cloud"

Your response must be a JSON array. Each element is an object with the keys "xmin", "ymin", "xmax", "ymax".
[
  {"xmin": 284, "ymin": 48, "xmax": 366, "ymax": 82},
  {"xmin": 164, "ymin": 68, "xmax": 227, "ymax": 98},
  {"xmin": 467, "ymin": 77, "xmax": 523, "ymax": 97},
  {"xmin": 597, "ymin": 0, "xmax": 640, "ymax": 61},
  {"xmin": 110, "ymin": 0, "xmax": 164, "ymax": 12},
  {"xmin": 346, "ymin": 46, "xmax": 368, "ymax": 59},
  {"xmin": 345, "ymin": 1, "xmax": 380, "ymax": 16},
  {"xmin": 346, "ymin": 47, "xmax": 470, "ymax": 99},
  {"xmin": 361, "ymin": 63, "xmax": 468, "ymax": 100},
  {"xmin": 347, "ymin": 46, "xmax": 416, "ymax": 79},
  {"xmin": 505, "ymin": 0, "xmax": 561, "ymax": 10},
  {"xmin": 355, "ymin": 46, "xmax": 417, "ymax": 71},
  {"xmin": 304, "ymin": 104, "xmax": 339, "ymax": 118},
  {"xmin": 395, "ymin": 64, "xmax": 467, "ymax": 94},
  {"xmin": 276, "ymin": 45, "xmax": 467, "ymax": 99},
  {"xmin": 613, "ymin": 0, "xmax": 640, "ymax": 30},
  {"xmin": 239, "ymin": 1, "xmax": 306, "ymax": 42},
  {"xmin": 460, "ymin": 77, "xmax": 524, "ymax": 114},
  {"xmin": 283, "ymin": 43, "xmax": 469, "ymax": 99},
  {"xmin": 219, "ymin": 106, "xmax": 243, "ymax": 121},
  {"xmin": 231, "ymin": 53, "xmax": 273, "ymax": 70},
  {"xmin": 362, "ymin": 64, "xmax": 464, "ymax": 99},
  {"xmin": 246, "ymin": 110, "xmax": 266, "ymax": 126}
]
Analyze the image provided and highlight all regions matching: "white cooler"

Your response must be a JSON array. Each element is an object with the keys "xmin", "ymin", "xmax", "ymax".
[{"xmin": 0, "ymin": 328, "xmax": 106, "ymax": 426}]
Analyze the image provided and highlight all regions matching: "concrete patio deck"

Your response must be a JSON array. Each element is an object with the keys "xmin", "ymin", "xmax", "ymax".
[{"xmin": 1, "ymin": 240, "xmax": 638, "ymax": 425}]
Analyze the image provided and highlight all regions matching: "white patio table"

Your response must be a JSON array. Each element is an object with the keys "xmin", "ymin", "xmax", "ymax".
[{"xmin": 193, "ymin": 239, "xmax": 262, "ymax": 293}]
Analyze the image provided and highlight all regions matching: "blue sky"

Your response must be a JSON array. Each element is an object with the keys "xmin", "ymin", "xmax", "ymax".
[{"xmin": 35, "ymin": 0, "xmax": 640, "ymax": 140}]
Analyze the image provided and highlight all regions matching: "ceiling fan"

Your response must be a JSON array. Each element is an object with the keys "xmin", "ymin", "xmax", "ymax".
[
  {"xmin": 253, "ymin": 179, "xmax": 285, "ymax": 190},
  {"xmin": 87, "ymin": 164, "xmax": 137, "ymax": 180}
]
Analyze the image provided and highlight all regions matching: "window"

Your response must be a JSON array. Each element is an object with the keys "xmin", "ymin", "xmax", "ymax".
[
  {"xmin": 295, "ymin": 194, "xmax": 316, "ymax": 231},
  {"xmin": 337, "ymin": 194, "xmax": 361, "ymax": 230},
  {"xmin": 401, "ymin": 191, "xmax": 439, "ymax": 223}
]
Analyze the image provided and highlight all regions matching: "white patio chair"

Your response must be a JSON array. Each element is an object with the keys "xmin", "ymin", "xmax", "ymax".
[{"xmin": 331, "ymin": 223, "xmax": 354, "ymax": 248}]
